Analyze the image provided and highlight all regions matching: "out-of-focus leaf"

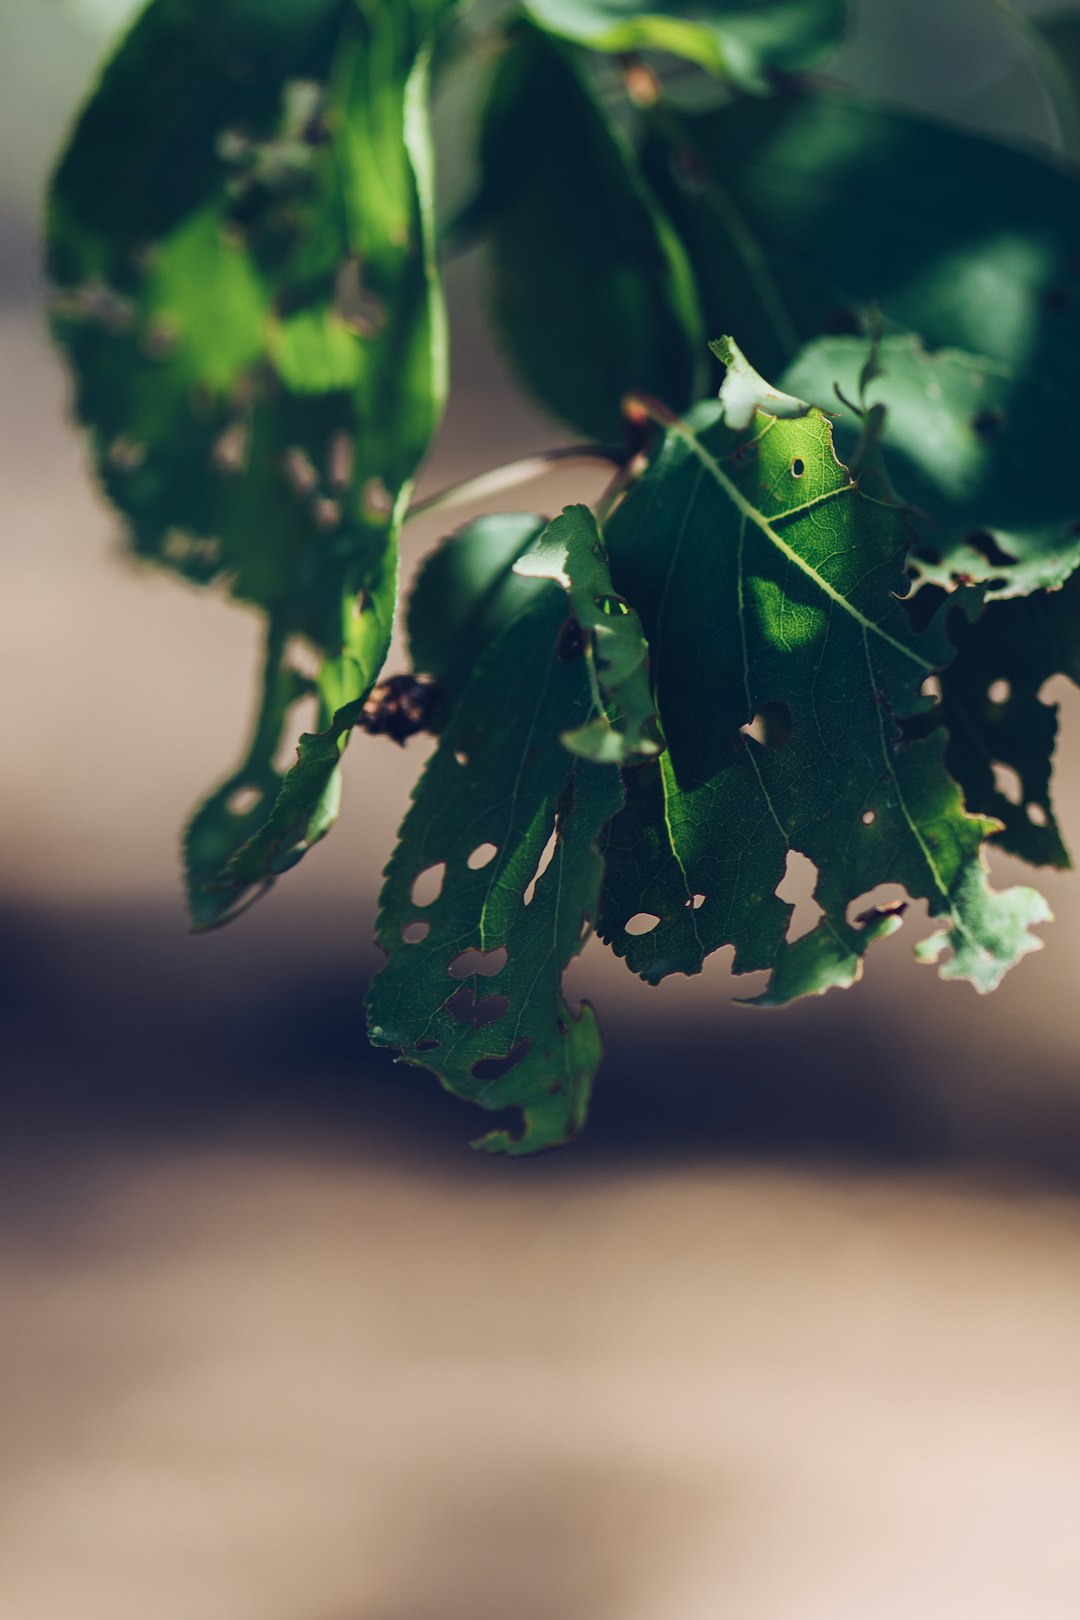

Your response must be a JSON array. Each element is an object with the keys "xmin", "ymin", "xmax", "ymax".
[
  {"xmin": 647, "ymin": 85, "xmax": 1080, "ymax": 409},
  {"xmin": 515, "ymin": 505, "xmax": 662, "ymax": 762},
  {"xmin": 596, "ymin": 339, "xmax": 1050, "ymax": 1002},
  {"xmin": 523, "ymin": 0, "xmax": 846, "ymax": 89},
  {"xmin": 367, "ymin": 584, "xmax": 624, "ymax": 1155},
  {"xmin": 783, "ymin": 333, "xmax": 1080, "ymax": 596},
  {"xmin": 407, "ymin": 511, "xmax": 547, "ymax": 713},
  {"xmin": 48, "ymin": 0, "xmax": 448, "ymax": 926},
  {"xmin": 470, "ymin": 22, "xmax": 703, "ymax": 442}
]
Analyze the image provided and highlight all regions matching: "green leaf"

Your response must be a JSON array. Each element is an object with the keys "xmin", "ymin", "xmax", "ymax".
[
  {"xmin": 469, "ymin": 22, "xmax": 703, "ymax": 442},
  {"xmin": 911, "ymin": 576, "xmax": 1080, "ymax": 871},
  {"xmin": 523, "ymin": 0, "xmax": 846, "ymax": 89},
  {"xmin": 515, "ymin": 504, "xmax": 663, "ymax": 762},
  {"xmin": 407, "ymin": 510, "xmax": 548, "ymax": 712},
  {"xmin": 783, "ymin": 333, "xmax": 1080, "ymax": 596},
  {"xmin": 647, "ymin": 84, "xmax": 1080, "ymax": 410},
  {"xmin": 596, "ymin": 342, "xmax": 1050, "ymax": 1002},
  {"xmin": 48, "ymin": 0, "xmax": 448, "ymax": 926},
  {"xmin": 366, "ymin": 582, "xmax": 624, "ymax": 1155}
]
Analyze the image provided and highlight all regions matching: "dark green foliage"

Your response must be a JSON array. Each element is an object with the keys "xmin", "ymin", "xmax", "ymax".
[
  {"xmin": 469, "ymin": 22, "xmax": 703, "ymax": 442},
  {"xmin": 48, "ymin": 0, "xmax": 1080, "ymax": 1147}
]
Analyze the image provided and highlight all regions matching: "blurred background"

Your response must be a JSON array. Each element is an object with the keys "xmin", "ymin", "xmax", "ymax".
[{"xmin": 5, "ymin": 1, "xmax": 1080, "ymax": 1615}]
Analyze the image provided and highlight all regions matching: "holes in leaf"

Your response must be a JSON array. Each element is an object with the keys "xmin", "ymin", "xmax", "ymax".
[
  {"xmin": 740, "ymin": 700, "xmax": 793, "ymax": 750},
  {"xmin": 451, "ymin": 727, "xmax": 486, "ymax": 769},
  {"xmin": 283, "ymin": 446, "xmax": 318, "ymax": 496},
  {"xmin": 448, "ymin": 946, "xmax": 508, "ymax": 979},
  {"xmin": 402, "ymin": 919, "xmax": 430, "ymax": 944},
  {"xmin": 1028, "ymin": 802, "xmax": 1049, "ymax": 827},
  {"xmin": 213, "ymin": 421, "xmax": 248, "ymax": 475},
  {"xmin": 446, "ymin": 986, "xmax": 509, "ymax": 1028},
  {"xmin": 971, "ymin": 408, "xmax": 1005, "ymax": 443},
  {"xmin": 334, "ymin": 256, "xmax": 388, "ymax": 337},
  {"xmin": 862, "ymin": 809, "xmax": 876, "ymax": 826},
  {"xmin": 467, "ymin": 842, "xmax": 498, "ymax": 871},
  {"xmin": 775, "ymin": 850, "xmax": 823, "ymax": 943},
  {"xmin": 625, "ymin": 912, "xmax": 660, "ymax": 936},
  {"xmin": 988, "ymin": 678, "xmax": 1011, "ymax": 705},
  {"xmin": 991, "ymin": 762, "xmax": 1023, "ymax": 805},
  {"xmin": 226, "ymin": 784, "xmax": 262, "ymax": 817},
  {"xmin": 847, "ymin": 883, "xmax": 908, "ymax": 930},
  {"xmin": 907, "ymin": 583, "xmax": 947, "ymax": 634},
  {"xmin": 363, "ymin": 476, "xmax": 393, "ymax": 521},
  {"xmin": 790, "ymin": 457, "xmax": 806, "ymax": 478},
  {"xmin": 687, "ymin": 893, "xmax": 706, "ymax": 910},
  {"xmin": 964, "ymin": 530, "xmax": 1016, "ymax": 568},
  {"xmin": 595, "ymin": 594, "xmax": 630, "ymax": 617},
  {"xmin": 921, "ymin": 675, "xmax": 942, "ymax": 702},
  {"xmin": 285, "ymin": 635, "xmax": 322, "ymax": 682},
  {"xmin": 411, "ymin": 863, "xmax": 445, "ymax": 907},
  {"xmin": 327, "ymin": 431, "xmax": 354, "ymax": 491},
  {"xmin": 107, "ymin": 435, "xmax": 147, "ymax": 472},
  {"xmin": 314, "ymin": 497, "xmax": 341, "ymax": 532},
  {"xmin": 471, "ymin": 1039, "xmax": 532, "ymax": 1083},
  {"xmin": 413, "ymin": 1038, "xmax": 441, "ymax": 1053},
  {"xmin": 524, "ymin": 825, "xmax": 559, "ymax": 906}
]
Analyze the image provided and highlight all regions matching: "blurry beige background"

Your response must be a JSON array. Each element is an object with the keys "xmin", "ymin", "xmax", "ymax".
[{"xmin": 4, "ymin": 2, "xmax": 1080, "ymax": 1616}]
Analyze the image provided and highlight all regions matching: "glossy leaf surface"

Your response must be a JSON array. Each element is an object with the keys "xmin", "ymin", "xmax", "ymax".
[
  {"xmin": 49, "ymin": 0, "xmax": 448, "ymax": 925},
  {"xmin": 470, "ymin": 23, "xmax": 703, "ymax": 442},
  {"xmin": 783, "ymin": 333, "xmax": 1080, "ymax": 597},
  {"xmin": 597, "ymin": 341, "xmax": 1050, "ymax": 1002},
  {"xmin": 523, "ymin": 0, "xmax": 846, "ymax": 88},
  {"xmin": 367, "ymin": 582, "xmax": 623, "ymax": 1155}
]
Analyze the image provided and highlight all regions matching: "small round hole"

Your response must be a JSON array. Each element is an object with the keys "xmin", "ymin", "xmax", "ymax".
[
  {"xmin": 226, "ymin": 785, "xmax": 262, "ymax": 816},
  {"xmin": 790, "ymin": 457, "xmax": 805, "ymax": 478},
  {"xmin": 402, "ymin": 919, "xmax": 430, "ymax": 943},
  {"xmin": 1027, "ymin": 802, "xmax": 1049, "ymax": 827},
  {"xmin": 625, "ymin": 912, "xmax": 660, "ymax": 936},
  {"xmin": 862, "ymin": 810, "xmax": 876, "ymax": 826},
  {"xmin": 988, "ymin": 678, "xmax": 1011, "ymax": 705},
  {"xmin": 411, "ymin": 863, "xmax": 446, "ymax": 906}
]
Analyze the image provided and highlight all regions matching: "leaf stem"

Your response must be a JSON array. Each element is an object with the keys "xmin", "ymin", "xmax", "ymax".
[{"xmin": 405, "ymin": 444, "xmax": 625, "ymax": 522}]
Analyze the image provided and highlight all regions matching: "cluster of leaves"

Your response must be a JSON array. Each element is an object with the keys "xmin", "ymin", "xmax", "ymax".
[{"xmin": 49, "ymin": 0, "xmax": 1080, "ymax": 1151}]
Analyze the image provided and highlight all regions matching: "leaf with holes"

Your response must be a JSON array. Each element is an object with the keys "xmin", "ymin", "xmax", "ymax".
[
  {"xmin": 596, "ymin": 338, "xmax": 1050, "ymax": 1002},
  {"xmin": 902, "ymin": 575, "xmax": 1080, "ymax": 871},
  {"xmin": 48, "ymin": 0, "xmax": 448, "ymax": 927},
  {"xmin": 464, "ymin": 21, "xmax": 703, "ymax": 442},
  {"xmin": 783, "ymin": 333, "xmax": 1080, "ymax": 597},
  {"xmin": 515, "ymin": 505, "xmax": 662, "ymax": 763},
  {"xmin": 523, "ymin": 0, "xmax": 846, "ymax": 89},
  {"xmin": 366, "ymin": 581, "xmax": 624, "ymax": 1155}
]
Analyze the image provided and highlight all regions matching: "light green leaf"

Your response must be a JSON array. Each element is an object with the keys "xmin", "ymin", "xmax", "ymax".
[
  {"xmin": 783, "ymin": 332, "xmax": 1080, "ymax": 597},
  {"xmin": 596, "ymin": 349, "xmax": 1050, "ymax": 1001},
  {"xmin": 367, "ymin": 584, "xmax": 624, "ymax": 1155},
  {"xmin": 515, "ymin": 504, "xmax": 662, "ymax": 762},
  {"xmin": 523, "ymin": 0, "xmax": 846, "ymax": 90},
  {"xmin": 469, "ymin": 21, "xmax": 704, "ymax": 442},
  {"xmin": 48, "ymin": 0, "xmax": 448, "ymax": 926}
]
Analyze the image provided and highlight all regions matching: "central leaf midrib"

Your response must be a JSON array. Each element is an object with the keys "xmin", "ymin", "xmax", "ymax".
[{"xmin": 669, "ymin": 414, "xmax": 935, "ymax": 674}]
